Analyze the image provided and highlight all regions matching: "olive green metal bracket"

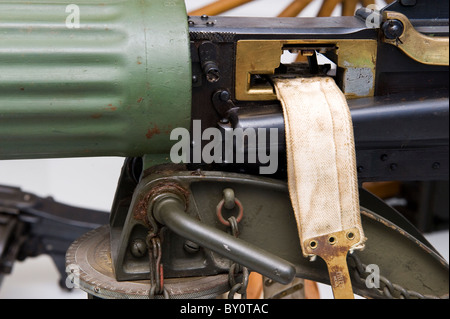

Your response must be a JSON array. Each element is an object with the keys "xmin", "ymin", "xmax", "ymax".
[{"xmin": 109, "ymin": 167, "xmax": 448, "ymax": 298}]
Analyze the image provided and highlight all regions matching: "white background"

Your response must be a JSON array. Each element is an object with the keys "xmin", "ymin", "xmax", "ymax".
[{"xmin": 0, "ymin": 0, "xmax": 448, "ymax": 299}]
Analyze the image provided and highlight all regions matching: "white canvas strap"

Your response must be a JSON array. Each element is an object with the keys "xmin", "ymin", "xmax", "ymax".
[{"xmin": 273, "ymin": 77, "xmax": 366, "ymax": 298}]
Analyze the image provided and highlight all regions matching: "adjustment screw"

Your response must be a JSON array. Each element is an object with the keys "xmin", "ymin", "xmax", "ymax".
[{"xmin": 130, "ymin": 238, "xmax": 147, "ymax": 258}]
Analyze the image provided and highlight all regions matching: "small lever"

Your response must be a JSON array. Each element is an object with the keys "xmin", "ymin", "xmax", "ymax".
[{"xmin": 152, "ymin": 194, "xmax": 296, "ymax": 285}]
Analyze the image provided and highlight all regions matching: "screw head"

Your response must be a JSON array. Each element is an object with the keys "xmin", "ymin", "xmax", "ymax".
[
  {"xmin": 432, "ymin": 162, "xmax": 440, "ymax": 170},
  {"xmin": 184, "ymin": 240, "xmax": 200, "ymax": 253},
  {"xmin": 130, "ymin": 238, "xmax": 147, "ymax": 258},
  {"xmin": 390, "ymin": 163, "xmax": 398, "ymax": 171}
]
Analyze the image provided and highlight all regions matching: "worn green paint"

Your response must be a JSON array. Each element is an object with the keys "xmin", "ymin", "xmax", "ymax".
[{"xmin": 0, "ymin": 0, "xmax": 191, "ymax": 159}]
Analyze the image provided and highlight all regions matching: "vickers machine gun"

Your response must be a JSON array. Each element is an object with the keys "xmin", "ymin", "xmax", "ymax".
[{"xmin": 0, "ymin": 0, "xmax": 448, "ymax": 300}]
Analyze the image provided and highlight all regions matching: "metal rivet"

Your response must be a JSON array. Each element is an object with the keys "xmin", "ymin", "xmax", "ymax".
[
  {"xmin": 309, "ymin": 240, "xmax": 318, "ymax": 249},
  {"xmin": 201, "ymin": 14, "xmax": 209, "ymax": 20},
  {"xmin": 432, "ymin": 162, "xmax": 440, "ymax": 170},
  {"xmin": 390, "ymin": 163, "xmax": 398, "ymax": 171}
]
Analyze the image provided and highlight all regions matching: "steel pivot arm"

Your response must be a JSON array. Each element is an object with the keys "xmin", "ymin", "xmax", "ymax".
[{"xmin": 152, "ymin": 193, "xmax": 297, "ymax": 285}]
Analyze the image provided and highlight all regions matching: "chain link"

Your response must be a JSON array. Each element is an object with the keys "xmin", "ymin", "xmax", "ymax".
[
  {"xmin": 147, "ymin": 234, "xmax": 169, "ymax": 299},
  {"xmin": 225, "ymin": 214, "xmax": 249, "ymax": 299},
  {"xmin": 348, "ymin": 252, "xmax": 448, "ymax": 299},
  {"xmin": 228, "ymin": 262, "xmax": 249, "ymax": 299}
]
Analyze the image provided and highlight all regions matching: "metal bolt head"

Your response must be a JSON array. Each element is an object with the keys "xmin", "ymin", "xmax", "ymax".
[
  {"xmin": 130, "ymin": 238, "xmax": 147, "ymax": 258},
  {"xmin": 184, "ymin": 240, "xmax": 200, "ymax": 253},
  {"xmin": 219, "ymin": 90, "xmax": 230, "ymax": 102},
  {"xmin": 382, "ymin": 19, "xmax": 404, "ymax": 39},
  {"xmin": 206, "ymin": 67, "xmax": 220, "ymax": 83}
]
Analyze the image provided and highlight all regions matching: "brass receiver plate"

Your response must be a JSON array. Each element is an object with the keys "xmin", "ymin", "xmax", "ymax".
[{"xmin": 235, "ymin": 39, "xmax": 377, "ymax": 101}]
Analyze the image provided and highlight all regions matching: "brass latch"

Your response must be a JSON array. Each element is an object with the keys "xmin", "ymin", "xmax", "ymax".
[{"xmin": 382, "ymin": 11, "xmax": 449, "ymax": 66}]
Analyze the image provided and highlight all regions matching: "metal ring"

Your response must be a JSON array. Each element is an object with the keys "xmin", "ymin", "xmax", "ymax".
[{"xmin": 216, "ymin": 198, "xmax": 243, "ymax": 226}]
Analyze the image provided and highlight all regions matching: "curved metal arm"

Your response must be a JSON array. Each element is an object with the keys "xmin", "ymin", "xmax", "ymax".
[{"xmin": 152, "ymin": 194, "xmax": 296, "ymax": 285}]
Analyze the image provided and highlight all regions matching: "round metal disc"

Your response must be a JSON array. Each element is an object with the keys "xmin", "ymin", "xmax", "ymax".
[{"xmin": 66, "ymin": 225, "xmax": 230, "ymax": 299}]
